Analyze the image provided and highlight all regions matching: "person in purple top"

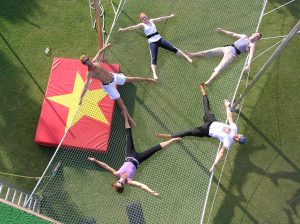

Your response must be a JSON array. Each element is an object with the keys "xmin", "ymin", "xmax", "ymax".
[
  {"xmin": 186, "ymin": 28, "xmax": 262, "ymax": 86},
  {"xmin": 88, "ymin": 112, "xmax": 181, "ymax": 196}
]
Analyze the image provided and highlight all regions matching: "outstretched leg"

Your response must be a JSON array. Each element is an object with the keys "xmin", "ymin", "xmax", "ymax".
[
  {"xmin": 116, "ymin": 98, "xmax": 136, "ymax": 128},
  {"xmin": 121, "ymin": 111, "xmax": 136, "ymax": 157},
  {"xmin": 199, "ymin": 83, "xmax": 217, "ymax": 123},
  {"xmin": 151, "ymin": 64, "xmax": 158, "ymax": 81},
  {"xmin": 176, "ymin": 49, "xmax": 193, "ymax": 63},
  {"xmin": 156, "ymin": 127, "xmax": 208, "ymax": 139},
  {"xmin": 159, "ymin": 38, "xmax": 192, "ymax": 63},
  {"xmin": 149, "ymin": 42, "xmax": 159, "ymax": 81},
  {"xmin": 136, "ymin": 137, "xmax": 182, "ymax": 164},
  {"xmin": 157, "ymin": 84, "xmax": 213, "ymax": 139},
  {"xmin": 186, "ymin": 47, "xmax": 224, "ymax": 59},
  {"xmin": 205, "ymin": 47, "xmax": 235, "ymax": 86},
  {"xmin": 204, "ymin": 70, "xmax": 220, "ymax": 86}
]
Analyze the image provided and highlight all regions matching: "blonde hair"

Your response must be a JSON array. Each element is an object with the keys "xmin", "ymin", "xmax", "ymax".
[{"xmin": 139, "ymin": 12, "xmax": 147, "ymax": 21}]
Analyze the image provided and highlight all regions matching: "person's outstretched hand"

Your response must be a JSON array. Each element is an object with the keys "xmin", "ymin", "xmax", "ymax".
[{"xmin": 224, "ymin": 99, "xmax": 231, "ymax": 107}]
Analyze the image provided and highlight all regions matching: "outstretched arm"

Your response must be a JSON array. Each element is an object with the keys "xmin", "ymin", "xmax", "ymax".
[
  {"xmin": 209, "ymin": 146, "xmax": 226, "ymax": 172},
  {"xmin": 92, "ymin": 43, "xmax": 112, "ymax": 63},
  {"xmin": 152, "ymin": 14, "xmax": 175, "ymax": 23},
  {"xmin": 128, "ymin": 180, "xmax": 159, "ymax": 196},
  {"xmin": 88, "ymin": 157, "xmax": 117, "ymax": 176},
  {"xmin": 224, "ymin": 99, "xmax": 234, "ymax": 125},
  {"xmin": 79, "ymin": 75, "xmax": 92, "ymax": 105},
  {"xmin": 243, "ymin": 43, "xmax": 256, "ymax": 73},
  {"xmin": 216, "ymin": 27, "xmax": 246, "ymax": 39},
  {"xmin": 118, "ymin": 23, "xmax": 144, "ymax": 32}
]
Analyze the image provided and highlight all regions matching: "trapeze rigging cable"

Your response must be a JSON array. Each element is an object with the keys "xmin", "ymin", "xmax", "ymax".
[{"xmin": 202, "ymin": 0, "xmax": 269, "ymax": 223}]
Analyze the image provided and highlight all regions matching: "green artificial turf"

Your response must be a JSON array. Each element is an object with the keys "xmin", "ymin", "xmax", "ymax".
[
  {"xmin": 0, "ymin": 0, "xmax": 299, "ymax": 223},
  {"xmin": 0, "ymin": 201, "xmax": 51, "ymax": 224}
]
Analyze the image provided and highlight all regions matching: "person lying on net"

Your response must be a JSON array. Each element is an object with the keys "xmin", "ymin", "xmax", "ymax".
[
  {"xmin": 186, "ymin": 28, "xmax": 262, "ymax": 86},
  {"xmin": 80, "ymin": 43, "xmax": 157, "ymax": 127},
  {"xmin": 88, "ymin": 112, "xmax": 181, "ymax": 196},
  {"xmin": 156, "ymin": 83, "xmax": 246, "ymax": 172},
  {"xmin": 119, "ymin": 12, "xmax": 192, "ymax": 81}
]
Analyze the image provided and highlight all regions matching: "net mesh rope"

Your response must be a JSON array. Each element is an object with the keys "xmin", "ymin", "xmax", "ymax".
[{"xmin": 30, "ymin": 0, "xmax": 264, "ymax": 223}]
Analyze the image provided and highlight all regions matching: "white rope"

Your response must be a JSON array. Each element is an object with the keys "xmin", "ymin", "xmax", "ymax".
[
  {"xmin": 206, "ymin": 150, "xmax": 230, "ymax": 224},
  {"xmin": 264, "ymin": 0, "xmax": 295, "ymax": 16},
  {"xmin": 262, "ymin": 31, "xmax": 299, "ymax": 40},
  {"xmin": 109, "ymin": 0, "xmax": 117, "ymax": 14},
  {"xmin": 203, "ymin": 1, "xmax": 268, "ymax": 223},
  {"xmin": 104, "ymin": 0, "xmax": 127, "ymax": 45},
  {"xmin": 0, "ymin": 171, "xmax": 40, "ymax": 180},
  {"xmin": 88, "ymin": 0, "xmax": 94, "ymax": 28},
  {"xmin": 26, "ymin": 71, "xmax": 89, "ymax": 206},
  {"xmin": 252, "ymin": 39, "xmax": 283, "ymax": 61},
  {"xmin": 262, "ymin": 35, "xmax": 286, "ymax": 40}
]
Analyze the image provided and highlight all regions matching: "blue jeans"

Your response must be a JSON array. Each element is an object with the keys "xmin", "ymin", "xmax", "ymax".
[{"xmin": 149, "ymin": 38, "xmax": 178, "ymax": 65}]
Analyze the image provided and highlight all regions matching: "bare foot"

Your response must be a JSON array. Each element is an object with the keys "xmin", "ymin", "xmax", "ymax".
[
  {"xmin": 186, "ymin": 56, "xmax": 193, "ymax": 63},
  {"xmin": 128, "ymin": 116, "xmax": 136, "ymax": 128},
  {"xmin": 148, "ymin": 78, "xmax": 158, "ymax": 83},
  {"xmin": 153, "ymin": 73, "xmax": 159, "ymax": 81},
  {"xmin": 155, "ymin": 133, "xmax": 172, "ymax": 139},
  {"xmin": 172, "ymin": 137, "xmax": 182, "ymax": 142},
  {"xmin": 88, "ymin": 157, "xmax": 96, "ymax": 162},
  {"xmin": 185, "ymin": 50, "xmax": 193, "ymax": 58},
  {"xmin": 199, "ymin": 82, "xmax": 206, "ymax": 95}
]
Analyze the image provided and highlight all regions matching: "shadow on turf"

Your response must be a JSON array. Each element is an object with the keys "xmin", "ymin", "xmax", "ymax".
[
  {"xmin": 239, "ymin": 112, "xmax": 299, "ymax": 171},
  {"xmin": 0, "ymin": 0, "xmax": 42, "ymax": 30},
  {"xmin": 0, "ymin": 48, "xmax": 53, "ymax": 191},
  {"xmin": 211, "ymin": 111, "xmax": 300, "ymax": 223},
  {"xmin": 272, "ymin": 0, "xmax": 300, "ymax": 20},
  {"xmin": 135, "ymin": 94, "xmax": 210, "ymax": 174},
  {"xmin": 0, "ymin": 32, "xmax": 45, "ymax": 95}
]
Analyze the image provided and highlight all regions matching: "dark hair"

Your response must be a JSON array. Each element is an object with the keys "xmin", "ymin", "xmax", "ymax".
[
  {"xmin": 111, "ymin": 182, "xmax": 124, "ymax": 193},
  {"xmin": 256, "ymin": 32, "xmax": 262, "ymax": 40},
  {"xmin": 80, "ymin": 55, "xmax": 89, "ymax": 65}
]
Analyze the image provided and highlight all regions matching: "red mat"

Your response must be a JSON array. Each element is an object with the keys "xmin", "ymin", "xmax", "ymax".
[{"xmin": 35, "ymin": 58, "xmax": 120, "ymax": 152}]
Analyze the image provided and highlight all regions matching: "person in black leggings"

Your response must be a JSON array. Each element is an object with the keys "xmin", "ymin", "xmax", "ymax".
[
  {"xmin": 156, "ymin": 83, "xmax": 247, "ymax": 172},
  {"xmin": 88, "ymin": 112, "xmax": 181, "ymax": 195}
]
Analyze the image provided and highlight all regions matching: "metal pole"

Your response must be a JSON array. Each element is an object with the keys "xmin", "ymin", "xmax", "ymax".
[
  {"xmin": 94, "ymin": 0, "xmax": 103, "ymax": 51},
  {"xmin": 231, "ymin": 20, "xmax": 300, "ymax": 111}
]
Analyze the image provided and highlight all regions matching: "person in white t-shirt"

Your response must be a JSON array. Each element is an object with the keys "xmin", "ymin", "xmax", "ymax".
[
  {"xmin": 118, "ymin": 13, "xmax": 192, "ymax": 81},
  {"xmin": 156, "ymin": 83, "xmax": 246, "ymax": 172}
]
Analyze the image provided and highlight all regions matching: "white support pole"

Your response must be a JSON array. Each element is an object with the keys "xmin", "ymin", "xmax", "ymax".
[
  {"xmin": 231, "ymin": 20, "xmax": 300, "ymax": 111},
  {"xmin": 5, "ymin": 187, "xmax": 10, "ymax": 201},
  {"xmin": 18, "ymin": 192, "xmax": 23, "ymax": 205}
]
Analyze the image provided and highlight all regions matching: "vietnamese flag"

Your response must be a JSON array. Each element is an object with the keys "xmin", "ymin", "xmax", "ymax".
[{"xmin": 35, "ymin": 58, "xmax": 120, "ymax": 152}]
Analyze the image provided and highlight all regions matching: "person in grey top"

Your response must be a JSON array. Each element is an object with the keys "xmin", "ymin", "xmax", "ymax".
[{"xmin": 186, "ymin": 28, "xmax": 262, "ymax": 86}]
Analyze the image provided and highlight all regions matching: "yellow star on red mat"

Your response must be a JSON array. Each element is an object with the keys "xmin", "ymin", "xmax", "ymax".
[{"xmin": 47, "ymin": 72, "xmax": 108, "ymax": 130}]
